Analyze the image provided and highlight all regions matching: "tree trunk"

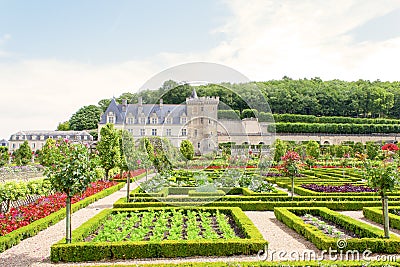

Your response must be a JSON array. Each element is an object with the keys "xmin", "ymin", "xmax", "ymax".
[
  {"xmin": 383, "ymin": 195, "xmax": 390, "ymax": 238},
  {"xmin": 66, "ymin": 196, "xmax": 72, "ymax": 243},
  {"xmin": 291, "ymin": 176, "xmax": 294, "ymax": 201},
  {"xmin": 145, "ymin": 168, "xmax": 148, "ymax": 181},
  {"xmin": 126, "ymin": 172, "xmax": 131, "ymax": 203}
]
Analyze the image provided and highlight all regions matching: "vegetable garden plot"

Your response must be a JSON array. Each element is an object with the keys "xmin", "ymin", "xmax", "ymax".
[
  {"xmin": 86, "ymin": 209, "xmax": 243, "ymax": 242},
  {"xmin": 51, "ymin": 207, "xmax": 266, "ymax": 262}
]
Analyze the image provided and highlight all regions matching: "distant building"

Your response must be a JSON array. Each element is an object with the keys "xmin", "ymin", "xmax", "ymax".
[
  {"xmin": 98, "ymin": 89, "xmax": 220, "ymax": 154},
  {"xmin": 8, "ymin": 130, "xmax": 93, "ymax": 152},
  {"xmin": 0, "ymin": 139, "xmax": 8, "ymax": 147}
]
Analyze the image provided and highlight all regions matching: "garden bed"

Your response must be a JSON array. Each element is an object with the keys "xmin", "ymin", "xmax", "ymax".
[
  {"xmin": 364, "ymin": 206, "xmax": 400, "ymax": 230},
  {"xmin": 50, "ymin": 207, "xmax": 266, "ymax": 262},
  {"xmin": 274, "ymin": 207, "xmax": 400, "ymax": 253}
]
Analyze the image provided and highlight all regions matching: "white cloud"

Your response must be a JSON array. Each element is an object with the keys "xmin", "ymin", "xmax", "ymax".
[
  {"xmin": 2, "ymin": 0, "xmax": 400, "ymax": 138},
  {"xmin": 0, "ymin": 59, "xmax": 158, "ymax": 138}
]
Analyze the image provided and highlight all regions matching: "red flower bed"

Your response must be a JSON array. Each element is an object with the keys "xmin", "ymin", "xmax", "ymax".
[{"xmin": 0, "ymin": 181, "xmax": 117, "ymax": 236}]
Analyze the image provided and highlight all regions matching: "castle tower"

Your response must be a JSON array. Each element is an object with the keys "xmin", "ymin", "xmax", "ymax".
[{"xmin": 186, "ymin": 88, "xmax": 219, "ymax": 154}]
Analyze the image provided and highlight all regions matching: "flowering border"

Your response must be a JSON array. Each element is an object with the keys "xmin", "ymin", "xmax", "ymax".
[{"xmin": 0, "ymin": 182, "xmax": 125, "ymax": 253}]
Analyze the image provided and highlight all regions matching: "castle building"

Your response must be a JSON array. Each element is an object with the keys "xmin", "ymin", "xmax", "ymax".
[
  {"xmin": 98, "ymin": 89, "xmax": 219, "ymax": 154},
  {"xmin": 8, "ymin": 130, "xmax": 93, "ymax": 153}
]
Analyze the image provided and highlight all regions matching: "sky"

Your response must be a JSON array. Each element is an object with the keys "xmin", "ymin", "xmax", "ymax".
[{"xmin": 1, "ymin": 0, "xmax": 400, "ymax": 139}]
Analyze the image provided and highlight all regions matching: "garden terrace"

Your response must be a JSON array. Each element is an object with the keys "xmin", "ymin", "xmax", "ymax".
[
  {"xmin": 50, "ymin": 207, "xmax": 266, "ymax": 262},
  {"xmin": 274, "ymin": 207, "xmax": 400, "ymax": 253}
]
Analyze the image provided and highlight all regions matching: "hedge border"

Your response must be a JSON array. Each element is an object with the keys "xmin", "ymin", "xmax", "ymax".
[
  {"xmin": 50, "ymin": 207, "xmax": 267, "ymax": 262},
  {"xmin": 188, "ymin": 190, "xmax": 226, "ymax": 197},
  {"xmin": 363, "ymin": 206, "xmax": 400, "ymax": 230},
  {"xmin": 114, "ymin": 197, "xmax": 400, "ymax": 211},
  {"xmin": 0, "ymin": 182, "xmax": 125, "ymax": 253},
  {"xmin": 274, "ymin": 207, "xmax": 400, "ymax": 253}
]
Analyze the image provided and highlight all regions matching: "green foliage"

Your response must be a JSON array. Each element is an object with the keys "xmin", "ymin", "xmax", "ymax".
[
  {"xmin": 271, "ymin": 122, "xmax": 400, "ymax": 134},
  {"xmin": 141, "ymin": 137, "xmax": 174, "ymax": 173},
  {"xmin": 97, "ymin": 123, "xmax": 121, "ymax": 178},
  {"xmin": 0, "ymin": 146, "xmax": 9, "ymax": 167},
  {"xmin": 241, "ymin": 109, "xmax": 258, "ymax": 119},
  {"xmin": 69, "ymin": 105, "xmax": 102, "ymax": 131},
  {"xmin": 364, "ymin": 160, "xmax": 400, "ymax": 196},
  {"xmin": 273, "ymin": 139, "xmax": 287, "ymax": 162},
  {"xmin": 306, "ymin": 140, "xmax": 320, "ymax": 158},
  {"xmin": 45, "ymin": 139, "xmax": 97, "ymax": 196},
  {"xmin": 56, "ymin": 121, "xmax": 70, "ymax": 131},
  {"xmin": 13, "ymin": 141, "xmax": 32, "ymax": 166},
  {"xmin": 38, "ymin": 138, "xmax": 56, "ymax": 167},
  {"xmin": 180, "ymin": 140, "xmax": 194, "ymax": 162},
  {"xmin": 366, "ymin": 141, "xmax": 380, "ymax": 160}
]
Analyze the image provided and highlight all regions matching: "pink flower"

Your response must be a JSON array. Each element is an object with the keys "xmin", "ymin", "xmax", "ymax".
[
  {"xmin": 382, "ymin": 143, "xmax": 399, "ymax": 151},
  {"xmin": 137, "ymin": 159, "xmax": 141, "ymax": 165}
]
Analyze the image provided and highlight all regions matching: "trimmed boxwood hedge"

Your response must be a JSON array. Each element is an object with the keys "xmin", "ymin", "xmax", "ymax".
[
  {"xmin": 131, "ymin": 186, "xmax": 288, "ymax": 198},
  {"xmin": 274, "ymin": 207, "xmax": 400, "ymax": 253},
  {"xmin": 114, "ymin": 197, "xmax": 400, "ymax": 211},
  {"xmin": 188, "ymin": 190, "xmax": 226, "ymax": 197},
  {"xmin": 0, "ymin": 182, "xmax": 125, "ymax": 253},
  {"xmin": 50, "ymin": 207, "xmax": 267, "ymax": 262},
  {"xmin": 363, "ymin": 206, "xmax": 400, "ymax": 230}
]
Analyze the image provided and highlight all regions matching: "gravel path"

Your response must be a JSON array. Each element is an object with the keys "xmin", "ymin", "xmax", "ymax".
[
  {"xmin": 245, "ymin": 211, "xmax": 320, "ymax": 261},
  {"xmin": 340, "ymin": 210, "xmax": 400, "ymax": 237}
]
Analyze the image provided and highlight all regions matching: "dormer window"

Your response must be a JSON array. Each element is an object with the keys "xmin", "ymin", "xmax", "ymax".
[
  {"xmin": 107, "ymin": 112, "xmax": 115, "ymax": 124},
  {"xmin": 127, "ymin": 117, "xmax": 134, "ymax": 125},
  {"xmin": 166, "ymin": 117, "xmax": 172, "ymax": 124},
  {"xmin": 181, "ymin": 117, "xmax": 187, "ymax": 124},
  {"xmin": 151, "ymin": 117, "xmax": 157, "ymax": 124},
  {"xmin": 140, "ymin": 117, "xmax": 146, "ymax": 124}
]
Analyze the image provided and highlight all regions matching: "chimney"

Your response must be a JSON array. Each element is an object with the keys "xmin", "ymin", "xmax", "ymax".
[
  {"xmin": 122, "ymin": 99, "xmax": 127, "ymax": 112},
  {"xmin": 159, "ymin": 98, "xmax": 163, "ymax": 108},
  {"xmin": 138, "ymin": 96, "xmax": 143, "ymax": 106}
]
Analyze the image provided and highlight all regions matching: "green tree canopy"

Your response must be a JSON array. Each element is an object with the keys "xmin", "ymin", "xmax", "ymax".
[
  {"xmin": 57, "ymin": 121, "xmax": 70, "ymax": 131},
  {"xmin": 69, "ymin": 105, "xmax": 102, "ymax": 131},
  {"xmin": 97, "ymin": 123, "xmax": 120, "ymax": 178},
  {"xmin": 13, "ymin": 141, "xmax": 32, "ymax": 166}
]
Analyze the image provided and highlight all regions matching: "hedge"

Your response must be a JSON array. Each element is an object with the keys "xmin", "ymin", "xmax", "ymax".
[
  {"xmin": 50, "ymin": 207, "xmax": 266, "ymax": 262},
  {"xmin": 0, "ymin": 182, "xmax": 125, "ymax": 253},
  {"xmin": 114, "ymin": 197, "xmax": 400, "ymax": 211},
  {"xmin": 273, "ymin": 113, "xmax": 400, "ymax": 125},
  {"xmin": 363, "ymin": 206, "xmax": 400, "ymax": 230},
  {"xmin": 274, "ymin": 207, "xmax": 400, "ymax": 253},
  {"xmin": 131, "ymin": 187, "xmax": 288, "ymax": 198},
  {"xmin": 188, "ymin": 190, "xmax": 226, "ymax": 197},
  {"xmin": 270, "ymin": 122, "xmax": 400, "ymax": 134}
]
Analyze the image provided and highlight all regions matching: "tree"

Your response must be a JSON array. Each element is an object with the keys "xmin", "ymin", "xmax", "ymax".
[
  {"xmin": 69, "ymin": 105, "xmax": 102, "ymax": 131},
  {"xmin": 13, "ymin": 141, "xmax": 32, "ymax": 165},
  {"xmin": 363, "ymin": 158, "xmax": 399, "ymax": 238},
  {"xmin": 280, "ymin": 150, "xmax": 301, "ymax": 200},
  {"xmin": 0, "ymin": 147, "xmax": 9, "ymax": 167},
  {"xmin": 118, "ymin": 129, "xmax": 135, "ymax": 202},
  {"xmin": 180, "ymin": 140, "xmax": 194, "ymax": 169},
  {"xmin": 306, "ymin": 140, "xmax": 320, "ymax": 159},
  {"xmin": 98, "ymin": 99, "xmax": 111, "ymax": 112},
  {"xmin": 97, "ymin": 124, "xmax": 120, "ymax": 178},
  {"xmin": 273, "ymin": 139, "xmax": 287, "ymax": 162},
  {"xmin": 39, "ymin": 138, "xmax": 57, "ymax": 167},
  {"xmin": 57, "ymin": 121, "xmax": 70, "ymax": 131},
  {"xmin": 44, "ymin": 139, "xmax": 96, "ymax": 243}
]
